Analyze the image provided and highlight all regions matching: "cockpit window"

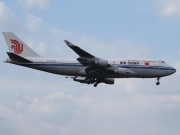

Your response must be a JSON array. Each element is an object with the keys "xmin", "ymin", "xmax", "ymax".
[{"xmin": 162, "ymin": 61, "xmax": 165, "ymax": 63}]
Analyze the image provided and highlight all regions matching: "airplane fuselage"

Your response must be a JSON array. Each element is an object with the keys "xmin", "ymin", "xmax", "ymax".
[{"xmin": 7, "ymin": 57, "xmax": 176, "ymax": 78}]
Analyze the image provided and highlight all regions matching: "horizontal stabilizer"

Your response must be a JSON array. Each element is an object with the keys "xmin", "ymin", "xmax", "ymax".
[{"xmin": 7, "ymin": 52, "xmax": 32, "ymax": 63}]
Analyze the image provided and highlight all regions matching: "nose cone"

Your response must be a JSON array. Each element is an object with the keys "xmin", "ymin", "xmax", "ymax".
[{"xmin": 171, "ymin": 67, "xmax": 176, "ymax": 74}]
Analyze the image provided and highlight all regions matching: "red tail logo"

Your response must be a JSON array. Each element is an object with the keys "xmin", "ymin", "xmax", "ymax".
[{"xmin": 10, "ymin": 39, "xmax": 24, "ymax": 54}]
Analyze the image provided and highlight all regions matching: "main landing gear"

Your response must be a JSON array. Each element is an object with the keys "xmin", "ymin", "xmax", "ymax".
[
  {"xmin": 156, "ymin": 77, "xmax": 160, "ymax": 85},
  {"xmin": 94, "ymin": 80, "xmax": 101, "ymax": 87},
  {"xmin": 86, "ymin": 78, "xmax": 99, "ymax": 87},
  {"xmin": 94, "ymin": 83, "xmax": 98, "ymax": 87},
  {"xmin": 87, "ymin": 78, "xmax": 102, "ymax": 87}
]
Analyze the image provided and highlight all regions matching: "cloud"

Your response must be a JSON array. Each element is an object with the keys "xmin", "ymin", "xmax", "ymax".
[
  {"xmin": 28, "ymin": 92, "xmax": 71, "ymax": 115},
  {"xmin": 0, "ymin": 66, "xmax": 180, "ymax": 135},
  {"xmin": 25, "ymin": 13, "xmax": 43, "ymax": 32},
  {"xmin": 115, "ymin": 79, "xmax": 143, "ymax": 94},
  {"xmin": 50, "ymin": 28, "xmax": 149, "ymax": 59},
  {"xmin": 26, "ymin": 37, "xmax": 47, "ymax": 55},
  {"xmin": 17, "ymin": 0, "xmax": 50, "ymax": 10},
  {"xmin": 157, "ymin": 0, "xmax": 180, "ymax": 17},
  {"xmin": 0, "ymin": 1, "xmax": 20, "ymax": 31},
  {"xmin": 46, "ymin": 92, "xmax": 65, "ymax": 100},
  {"xmin": 59, "ymin": 125, "xmax": 71, "ymax": 135},
  {"xmin": 0, "ymin": 2, "xmax": 13, "ymax": 21},
  {"xmin": 76, "ymin": 36, "xmax": 148, "ymax": 58},
  {"xmin": 147, "ymin": 123, "xmax": 157, "ymax": 132},
  {"xmin": 28, "ymin": 98, "xmax": 56, "ymax": 114},
  {"xmin": 0, "ymin": 2, "xmax": 44, "ymax": 35},
  {"xmin": 51, "ymin": 28, "xmax": 73, "ymax": 38}
]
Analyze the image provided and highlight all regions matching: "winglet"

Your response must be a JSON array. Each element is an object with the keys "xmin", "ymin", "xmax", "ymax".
[{"xmin": 64, "ymin": 40, "xmax": 74, "ymax": 46}]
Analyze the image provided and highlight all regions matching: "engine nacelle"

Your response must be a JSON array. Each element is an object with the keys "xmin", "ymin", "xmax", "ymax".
[
  {"xmin": 74, "ymin": 76, "xmax": 88, "ymax": 84},
  {"xmin": 94, "ymin": 60, "xmax": 108, "ymax": 67},
  {"xmin": 114, "ymin": 68, "xmax": 127, "ymax": 75},
  {"xmin": 103, "ymin": 78, "xmax": 115, "ymax": 85}
]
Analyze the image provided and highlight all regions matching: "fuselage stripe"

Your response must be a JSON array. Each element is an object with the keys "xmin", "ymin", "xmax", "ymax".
[{"xmin": 18, "ymin": 63, "xmax": 176, "ymax": 71}]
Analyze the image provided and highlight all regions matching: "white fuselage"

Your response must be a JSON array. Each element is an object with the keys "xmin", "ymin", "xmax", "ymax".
[{"xmin": 8, "ymin": 57, "xmax": 176, "ymax": 78}]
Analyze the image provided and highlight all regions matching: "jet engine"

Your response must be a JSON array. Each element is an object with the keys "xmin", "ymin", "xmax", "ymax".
[
  {"xmin": 114, "ymin": 68, "xmax": 127, "ymax": 75},
  {"xmin": 94, "ymin": 60, "xmax": 108, "ymax": 67},
  {"xmin": 73, "ymin": 76, "xmax": 88, "ymax": 83},
  {"xmin": 103, "ymin": 78, "xmax": 115, "ymax": 84}
]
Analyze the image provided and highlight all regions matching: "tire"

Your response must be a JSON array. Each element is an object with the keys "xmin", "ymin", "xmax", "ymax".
[{"xmin": 156, "ymin": 82, "xmax": 160, "ymax": 85}]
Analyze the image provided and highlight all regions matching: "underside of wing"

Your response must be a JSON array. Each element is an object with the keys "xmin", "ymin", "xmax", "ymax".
[{"xmin": 72, "ymin": 76, "xmax": 115, "ymax": 85}]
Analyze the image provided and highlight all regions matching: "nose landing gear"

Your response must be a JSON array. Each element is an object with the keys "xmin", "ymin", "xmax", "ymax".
[{"xmin": 156, "ymin": 77, "xmax": 160, "ymax": 85}]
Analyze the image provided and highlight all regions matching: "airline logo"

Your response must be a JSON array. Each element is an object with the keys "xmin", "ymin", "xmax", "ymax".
[
  {"xmin": 10, "ymin": 39, "xmax": 24, "ymax": 54},
  {"xmin": 145, "ymin": 62, "xmax": 149, "ymax": 65}
]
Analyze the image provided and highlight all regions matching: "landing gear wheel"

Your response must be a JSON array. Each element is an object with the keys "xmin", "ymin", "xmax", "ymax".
[
  {"xmin": 156, "ymin": 82, "xmax": 160, "ymax": 85},
  {"xmin": 94, "ymin": 84, "xmax": 97, "ymax": 87},
  {"xmin": 156, "ymin": 77, "xmax": 160, "ymax": 86}
]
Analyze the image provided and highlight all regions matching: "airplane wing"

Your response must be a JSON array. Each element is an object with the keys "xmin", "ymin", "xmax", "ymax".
[
  {"xmin": 64, "ymin": 40, "xmax": 95, "ymax": 58},
  {"xmin": 64, "ymin": 40, "xmax": 117, "ymax": 73},
  {"xmin": 64, "ymin": 40, "xmax": 110, "ymax": 67},
  {"xmin": 64, "ymin": 40, "xmax": 100, "ymax": 66}
]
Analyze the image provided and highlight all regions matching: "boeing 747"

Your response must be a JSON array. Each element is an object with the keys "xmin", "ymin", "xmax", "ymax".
[{"xmin": 3, "ymin": 32, "xmax": 176, "ymax": 87}]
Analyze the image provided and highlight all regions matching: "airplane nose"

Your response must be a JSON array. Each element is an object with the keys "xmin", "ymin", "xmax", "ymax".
[
  {"xmin": 172, "ymin": 67, "xmax": 176, "ymax": 74},
  {"xmin": 174, "ymin": 68, "xmax": 176, "ymax": 73}
]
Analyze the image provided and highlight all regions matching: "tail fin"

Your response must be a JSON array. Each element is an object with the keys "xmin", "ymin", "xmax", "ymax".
[{"xmin": 2, "ymin": 32, "xmax": 40, "ymax": 57}]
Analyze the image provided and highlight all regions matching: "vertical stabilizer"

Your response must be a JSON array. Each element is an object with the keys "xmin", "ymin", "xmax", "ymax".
[{"xmin": 2, "ymin": 32, "xmax": 40, "ymax": 57}]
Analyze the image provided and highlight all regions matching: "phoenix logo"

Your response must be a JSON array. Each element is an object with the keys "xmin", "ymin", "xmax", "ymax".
[{"xmin": 10, "ymin": 39, "xmax": 24, "ymax": 54}]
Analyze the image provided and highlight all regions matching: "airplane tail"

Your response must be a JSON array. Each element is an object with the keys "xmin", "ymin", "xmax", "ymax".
[{"xmin": 2, "ymin": 32, "xmax": 40, "ymax": 58}]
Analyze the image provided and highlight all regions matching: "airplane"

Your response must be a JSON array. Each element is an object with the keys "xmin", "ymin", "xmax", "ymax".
[{"xmin": 2, "ymin": 32, "xmax": 176, "ymax": 87}]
